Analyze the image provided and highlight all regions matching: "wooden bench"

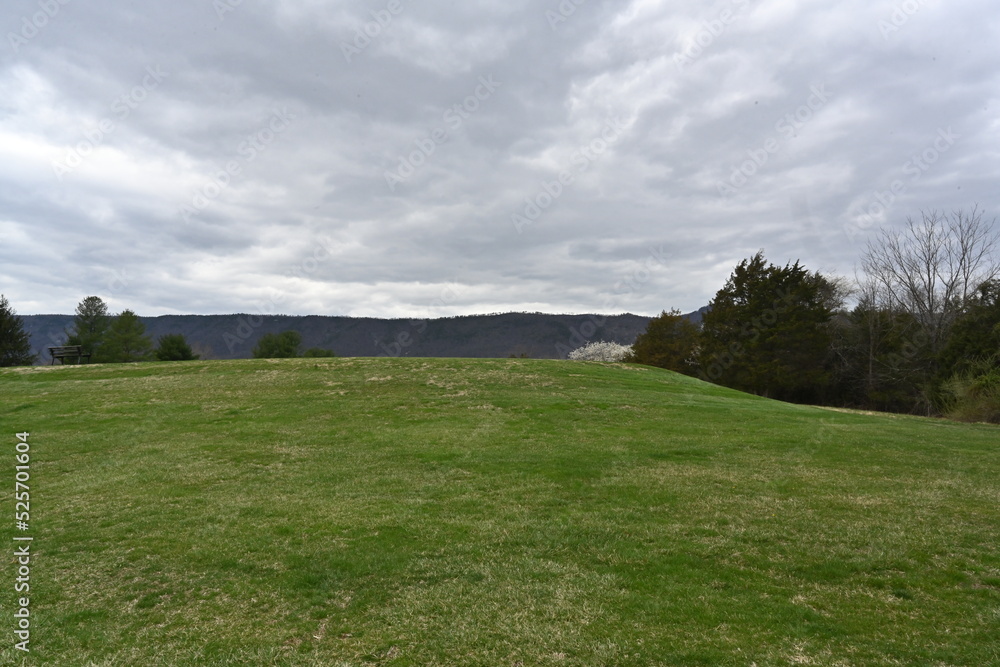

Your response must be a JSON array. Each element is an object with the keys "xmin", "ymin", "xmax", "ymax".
[{"xmin": 49, "ymin": 345, "xmax": 92, "ymax": 365}]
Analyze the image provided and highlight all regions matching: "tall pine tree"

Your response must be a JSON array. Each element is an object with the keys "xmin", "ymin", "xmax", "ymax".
[
  {"xmin": 0, "ymin": 295, "xmax": 35, "ymax": 367},
  {"xmin": 67, "ymin": 296, "xmax": 111, "ymax": 362}
]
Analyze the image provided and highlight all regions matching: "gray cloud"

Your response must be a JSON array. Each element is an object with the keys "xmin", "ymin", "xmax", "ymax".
[{"xmin": 2, "ymin": 0, "xmax": 998, "ymax": 318}]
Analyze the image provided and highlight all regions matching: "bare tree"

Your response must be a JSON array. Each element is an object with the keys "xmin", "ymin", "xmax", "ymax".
[
  {"xmin": 842, "ymin": 273, "xmax": 928, "ymax": 411},
  {"xmin": 860, "ymin": 205, "xmax": 999, "ymax": 357},
  {"xmin": 854, "ymin": 206, "xmax": 999, "ymax": 414}
]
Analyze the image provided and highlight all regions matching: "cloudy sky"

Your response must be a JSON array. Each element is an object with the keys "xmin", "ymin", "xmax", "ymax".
[{"xmin": 2, "ymin": 0, "xmax": 998, "ymax": 318}]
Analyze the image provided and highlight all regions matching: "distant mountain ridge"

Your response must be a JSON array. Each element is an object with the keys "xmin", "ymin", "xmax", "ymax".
[{"xmin": 21, "ymin": 309, "xmax": 707, "ymax": 364}]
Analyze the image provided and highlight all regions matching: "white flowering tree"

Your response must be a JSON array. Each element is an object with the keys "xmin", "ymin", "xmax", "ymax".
[{"xmin": 567, "ymin": 341, "xmax": 633, "ymax": 362}]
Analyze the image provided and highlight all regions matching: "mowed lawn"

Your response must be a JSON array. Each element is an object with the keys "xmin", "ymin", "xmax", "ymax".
[{"xmin": 1, "ymin": 357, "xmax": 998, "ymax": 666}]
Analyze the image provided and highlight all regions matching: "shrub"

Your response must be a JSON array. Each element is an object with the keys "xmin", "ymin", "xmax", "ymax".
[
  {"xmin": 252, "ymin": 331, "xmax": 301, "ymax": 358},
  {"xmin": 155, "ymin": 334, "xmax": 200, "ymax": 361},
  {"xmin": 941, "ymin": 356, "xmax": 1000, "ymax": 423},
  {"xmin": 103, "ymin": 310, "xmax": 154, "ymax": 363},
  {"xmin": 630, "ymin": 309, "xmax": 700, "ymax": 374},
  {"xmin": 567, "ymin": 341, "xmax": 632, "ymax": 362}
]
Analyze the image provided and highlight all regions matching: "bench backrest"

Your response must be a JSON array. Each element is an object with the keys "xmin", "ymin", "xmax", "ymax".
[{"xmin": 49, "ymin": 346, "xmax": 91, "ymax": 357}]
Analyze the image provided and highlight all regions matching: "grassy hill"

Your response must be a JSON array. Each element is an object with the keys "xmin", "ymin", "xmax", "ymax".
[{"xmin": 1, "ymin": 358, "xmax": 997, "ymax": 666}]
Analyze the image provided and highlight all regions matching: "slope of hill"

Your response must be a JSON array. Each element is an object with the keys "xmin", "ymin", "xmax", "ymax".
[
  {"xmin": 1, "ymin": 358, "xmax": 996, "ymax": 665},
  {"xmin": 21, "ymin": 312, "xmax": 662, "ymax": 362}
]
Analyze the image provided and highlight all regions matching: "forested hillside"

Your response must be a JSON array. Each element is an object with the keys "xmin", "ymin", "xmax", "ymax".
[{"xmin": 21, "ymin": 312, "xmax": 673, "ymax": 362}]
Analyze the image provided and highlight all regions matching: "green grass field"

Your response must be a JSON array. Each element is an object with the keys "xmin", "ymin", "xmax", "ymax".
[{"xmin": 1, "ymin": 358, "xmax": 998, "ymax": 666}]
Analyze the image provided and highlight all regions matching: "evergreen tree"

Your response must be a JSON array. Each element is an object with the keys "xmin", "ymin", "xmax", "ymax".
[
  {"xmin": 68, "ymin": 296, "xmax": 111, "ymax": 362},
  {"xmin": 103, "ymin": 310, "xmax": 154, "ymax": 363},
  {"xmin": 252, "ymin": 331, "xmax": 301, "ymax": 358},
  {"xmin": 629, "ymin": 309, "xmax": 700, "ymax": 375},
  {"xmin": 155, "ymin": 334, "xmax": 200, "ymax": 361},
  {"xmin": 937, "ymin": 280, "xmax": 1000, "ymax": 379},
  {"xmin": 0, "ymin": 295, "xmax": 36, "ymax": 367},
  {"xmin": 935, "ymin": 280, "xmax": 1000, "ymax": 420},
  {"xmin": 698, "ymin": 251, "xmax": 835, "ymax": 403}
]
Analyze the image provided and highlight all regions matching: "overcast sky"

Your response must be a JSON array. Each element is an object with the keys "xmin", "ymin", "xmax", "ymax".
[{"xmin": 2, "ymin": 0, "xmax": 998, "ymax": 318}]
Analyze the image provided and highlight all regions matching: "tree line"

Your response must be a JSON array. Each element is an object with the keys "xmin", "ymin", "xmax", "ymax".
[
  {"xmin": 0, "ymin": 295, "xmax": 336, "ymax": 365},
  {"xmin": 68, "ymin": 296, "xmax": 204, "ymax": 362},
  {"xmin": 629, "ymin": 207, "xmax": 1000, "ymax": 422},
  {"xmin": 0, "ymin": 295, "xmax": 201, "ymax": 364},
  {"xmin": 2, "ymin": 206, "xmax": 995, "ymax": 421}
]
